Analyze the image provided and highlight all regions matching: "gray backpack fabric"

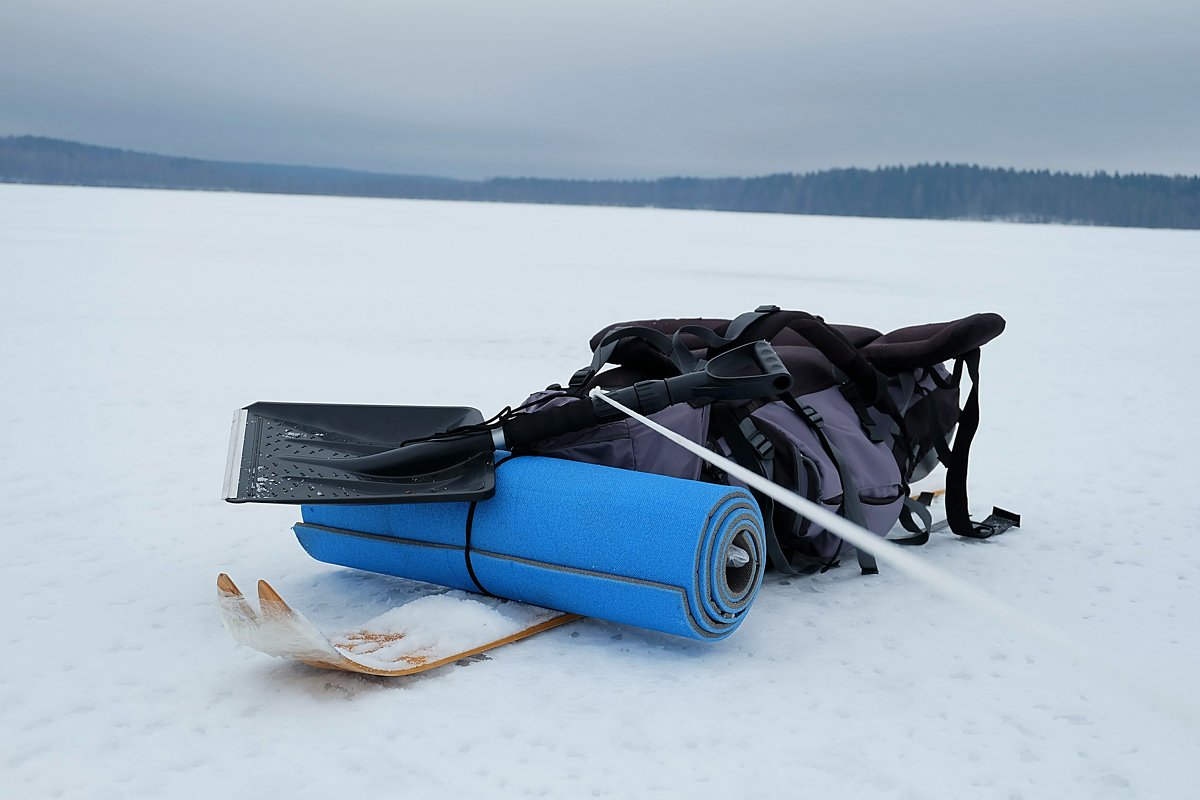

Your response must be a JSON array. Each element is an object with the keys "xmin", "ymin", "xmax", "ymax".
[{"xmin": 517, "ymin": 306, "xmax": 1013, "ymax": 574}]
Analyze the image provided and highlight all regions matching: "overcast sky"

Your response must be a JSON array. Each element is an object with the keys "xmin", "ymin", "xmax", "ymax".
[{"xmin": 2, "ymin": 1, "xmax": 1197, "ymax": 179}]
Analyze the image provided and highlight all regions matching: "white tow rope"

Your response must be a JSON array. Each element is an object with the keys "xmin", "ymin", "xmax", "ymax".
[{"xmin": 592, "ymin": 389, "xmax": 1198, "ymax": 729}]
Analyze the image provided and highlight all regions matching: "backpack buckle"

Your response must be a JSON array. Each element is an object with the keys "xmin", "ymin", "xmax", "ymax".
[
  {"xmin": 748, "ymin": 429, "xmax": 774, "ymax": 461},
  {"xmin": 799, "ymin": 404, "xmax": 824, "ymax": 427},
  {"xmin": 738, "ymin": 417, "xmax": 774, "ymax": 461},
  {"xmin": 568, "ymin": 367, "xmax": 593, "ymax": 388}
]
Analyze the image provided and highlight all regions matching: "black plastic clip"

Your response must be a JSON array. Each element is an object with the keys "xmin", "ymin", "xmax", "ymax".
[
  {"xmin": 799, "ymin": 404, "xmax": 824, "ymax": 427},
  {"xmin": 568, "ymin": 367, "xmax": 593, "ymax": 388},
  {"xmin": 738, "ymin": 417, "xmax": 774, "ymax": 462}
]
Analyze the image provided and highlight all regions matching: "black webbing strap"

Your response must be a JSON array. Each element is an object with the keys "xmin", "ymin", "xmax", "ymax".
[
  {"xmin": 463, "ymin": 454, "xmax": 521, "ymax": 595},
  {"xmin": 890, "ymin": 496, "xmax": 934, "ymax": 546},
  {"xmin": 670, "ymin": 307, "xmax": 781, "ymax": 374},
  {"xmin": 734, "ymin": 308, "xmax": 912, "ymax": 478},
  {"xmin": 708, "ymin": 404, "xmax": 799, "ymax": 575},
  {"xmin": 780, "ymin": 395, "xmax": 879, "ymax": 575},
  {"xmin": 932, "ymin": 349, "xmax": 998, "ymax": 539},
  {"xmin": 722, "ymin": 304, "xmax": 781, "ymax": 343},
  {"xmin": 725, "ymin": 309, "xmax": 887, "ymax": 404},
  {"xmin": 838, "ymin": 380, "xmax": 887, "ymax": 444},
  {"xmin": 896, "ymin": 370, "xmax": 923, "ymax": 480},
  {"xmin": 573, "ymin": 314, "xmax": 774, "ymax": 392},
  {"xmin": 569, "ymin": 325, "xmax": 678, "ymax": 391},
  {"xmin": 833, "ymin": 366, "xmax": 913, "ymax": 480}
]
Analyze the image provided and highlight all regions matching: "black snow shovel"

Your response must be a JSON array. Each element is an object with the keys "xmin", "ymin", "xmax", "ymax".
[{"xmin": 223, "ymin": 340, "xmax": 792, "ymax": 506}]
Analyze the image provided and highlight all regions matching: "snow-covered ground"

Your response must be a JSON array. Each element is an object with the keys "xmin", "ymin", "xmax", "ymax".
[{"xmin": 1, "ymin": 183, "xmax": 1197, "ymax": 798}]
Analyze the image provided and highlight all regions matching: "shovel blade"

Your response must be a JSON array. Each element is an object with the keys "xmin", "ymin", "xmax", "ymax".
[{"xmin": 223, "ymin": 402, "xmax": 495, "ymax": 505}]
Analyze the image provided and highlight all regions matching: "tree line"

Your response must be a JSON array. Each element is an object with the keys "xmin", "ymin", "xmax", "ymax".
[{"xmin": 3, "ymin": 135, "xmax": 1197, "ymax": 229}]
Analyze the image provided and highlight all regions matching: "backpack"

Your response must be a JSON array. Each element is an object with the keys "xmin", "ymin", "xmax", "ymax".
[{"xmin": 516, "ymin": 305, "xmax": 1016, "ymax": 574}]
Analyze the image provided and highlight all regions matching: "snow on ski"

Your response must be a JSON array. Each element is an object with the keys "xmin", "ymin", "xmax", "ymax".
[{"xmin": 216, "ymin": 574, "xmax": 579, "ymax": 677}]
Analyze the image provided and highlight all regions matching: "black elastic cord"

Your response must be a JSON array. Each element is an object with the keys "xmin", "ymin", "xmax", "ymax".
[
  {"xmin": 410, "ymin": 391, "xmax": 577, "ymax": 449},
  {"xmin": 462, "ymin": 500, "xmax": 487, "ymax": 594},
  {"xmin": 463, "ymin": 454, "xmax": 520, "ymax": 596}
]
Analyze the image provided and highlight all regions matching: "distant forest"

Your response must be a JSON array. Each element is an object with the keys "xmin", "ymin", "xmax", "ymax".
[{"xmin": 3, "ymin": 135, "xmax": 1198, "ymax": 230}]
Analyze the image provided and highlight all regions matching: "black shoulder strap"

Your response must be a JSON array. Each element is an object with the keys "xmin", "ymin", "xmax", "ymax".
[
  {"xmin": 928, "ymin": 350, "xmax": 1012, "ymax": 539},
  {"xmin": 778, "ymin": 395, "xmax": 879, "ymax": 575},
  {"xmin": 708, "ymin": 403, "xmax": 797, "ymax": 574},
  {"xmin": 569, "ymin": 325, "xmax": 678, "ymax": 391}
]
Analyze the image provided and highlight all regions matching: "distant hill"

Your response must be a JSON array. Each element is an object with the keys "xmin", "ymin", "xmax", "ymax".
[
  {"xmin": 0, "ymin": 136, "xmax": 461, "ymax": 199},
  {"xmin": 3, "ymin": 135, "xmax": 1198, "ymax": 229}
]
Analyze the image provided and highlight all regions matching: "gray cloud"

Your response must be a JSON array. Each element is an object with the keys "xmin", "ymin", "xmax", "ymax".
[{"xmin": 2, "ymin": 0, "xmax": 1197, "ymax": 178}]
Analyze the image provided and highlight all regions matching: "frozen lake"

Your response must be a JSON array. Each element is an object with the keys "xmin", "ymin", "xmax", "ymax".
[{"xmin": 1, "ymin": 183, "xmax": 1197, "ymax": 798}]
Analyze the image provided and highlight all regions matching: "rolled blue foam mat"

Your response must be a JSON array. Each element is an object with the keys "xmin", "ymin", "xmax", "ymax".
[{"xmin": 296, "ymin": 455, "xmax": 766, "ymax": 640}]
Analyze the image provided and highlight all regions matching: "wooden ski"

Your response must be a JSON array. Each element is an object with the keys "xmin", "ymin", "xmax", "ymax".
[{"xmin": 217, "ymin": 573, "xmax": 579, "ymax": 677}]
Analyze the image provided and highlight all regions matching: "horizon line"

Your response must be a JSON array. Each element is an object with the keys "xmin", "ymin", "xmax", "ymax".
[{"xmin": 6, "ymin": 133, "xmax": 1198, "ymax": 184}]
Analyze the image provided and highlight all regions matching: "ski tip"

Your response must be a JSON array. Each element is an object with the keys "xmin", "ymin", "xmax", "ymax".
[
  {"xmin": 216, "ymin": 572, "xmax": 242, "ymax": 597},
  {"xmin": 257, "ymin": 579, "xmax": 294, "ymax": 615},
  {"xmin": 216, "ymin": 573, "xmax": 261, "ymax": 627}
]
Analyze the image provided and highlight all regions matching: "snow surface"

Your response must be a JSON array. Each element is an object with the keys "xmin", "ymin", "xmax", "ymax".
[{"xmin": 1, "ymin": 183, "xmax": 1197, "ymax": 798}]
